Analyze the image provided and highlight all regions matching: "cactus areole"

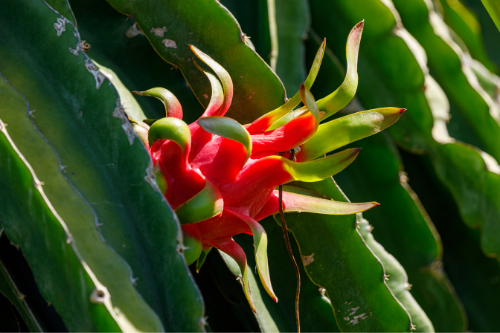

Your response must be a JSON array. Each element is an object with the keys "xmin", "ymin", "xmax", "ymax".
[{"xmin": 133, "ymin": 22, "xmax": 405, "ymax": 311}]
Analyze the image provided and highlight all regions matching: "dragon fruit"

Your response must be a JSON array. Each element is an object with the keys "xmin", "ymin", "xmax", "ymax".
[{"xmin": 133, "ymin": 21, "xmax": 405, "ymax": 311}]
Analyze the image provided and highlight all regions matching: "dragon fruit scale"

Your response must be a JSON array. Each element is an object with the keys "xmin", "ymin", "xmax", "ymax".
[{"xmin": 132, "ymin": 22, "xmax": 405, "ymax": 311}]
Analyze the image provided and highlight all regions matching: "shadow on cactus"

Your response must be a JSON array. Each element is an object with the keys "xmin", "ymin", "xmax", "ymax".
[{"xmin": 131, "ymin": 22, "xmax": 405, "ymax": 311}]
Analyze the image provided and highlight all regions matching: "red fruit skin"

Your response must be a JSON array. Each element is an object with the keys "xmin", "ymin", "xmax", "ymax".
[{"xmin": 152, "ymin": 110, "xmax": 317, "ymax": 249}]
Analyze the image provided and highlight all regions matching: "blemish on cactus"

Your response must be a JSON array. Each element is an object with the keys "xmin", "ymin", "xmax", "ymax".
[
  {"xmin": 112, "ymin": 100, "xmax": 136, "ymax": 145},
  {"xmin": 302, "ymin": 253, "xmax": 315, "ymax": 266},
  {"xmin": 84, "ymin": 59, "xmax": 106, "ymax": 89},
  {"xmin": 150, "ymin": 26, "xmax": 168, "ymax": 37},
  {"xmin": 162, "ymin": 39, "xmax": 177, "ymax": 48},
  {"xmin": 54, "ymin": 17, "xmax": 68, "ymax": 36},
  {"xmin": 79, "ymin": 40, "xmax": 91, "ymax": 51}
]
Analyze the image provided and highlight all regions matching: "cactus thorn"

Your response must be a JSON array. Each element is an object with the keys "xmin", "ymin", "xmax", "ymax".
[
  {"xmin": 89, "ymin": 288, "xmax": 107, "ymax": 304},
  {"xmin": 410, "ymin": 324, "xmax": 416, "ymax": 331},
  {"xmin": 33, "ymin": 178, "xmax": 44, "ymax": 189},
  {"xmin": 199, "ymin": 317, "xmax": 208, "ymax": 329},
  {"xmin": 66, "ymin": 236, "xmax": 73, "ymax": 244},
  {"xmin": 60, "ymin": 165, "xmax": 67, "ymax": 172},
  {"xmin": 383, "ymin": 274, "xmax": 390, "ymax": 281},
  {"xmin": 28, "ymin": 109, "xmax": 36, "ymax": 118},
  {"xmin": 95, "ymin": 222, "xmax": 103, "ymax": 228},
  {"xmin": 79, "ymin": 40, "xmax": 91, "ymax": 52},
  {"xmin": 176, "ymin": 243, "xmax": 188, "ymax": 254},
  {"xmin": 46, "ymin": 301, "xmax": 51, "ymax": 307},
  {"xmin": 131, "ymin": 277, "xmax": 139, "ymax": 285},
  {"xmin": 19, "ymin": 293, "xmax": 26, "ymax": 300}
]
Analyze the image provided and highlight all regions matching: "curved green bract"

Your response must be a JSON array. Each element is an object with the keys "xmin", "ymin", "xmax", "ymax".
[
  {"xmin": 218, "ymin": 250, "xmax": 254, "ymax": 313},
  {"xmin": 197, "ymin": 116, "xmax": 252, "ymax": 162},
  {"xmin": 195, "ymin": 247, "xmax": 212, "ymax": 273},
  {"xmin": 315, "ymin": 21, "xmax": 363, "ymax": 120},
  {"xmin": 261, "ymin": 40, "xmax": 326, "ymax": 129},
  {"xmin": 148, "ymin": 117, "xmax": 191, "ymax": 152},
  {"xmin": 299, "ymin": 84, "xmax": 321, "ymax": 124},
  {"xmin": 191, "ymin": 58, "xmax": 224, "ymax": 117},
  {"xmin": 183, "ymin": 232, "xmax": 203, "ymax": 266},
  {"xmin": 297, "ymin": 108, "xmax": 405, "ymax": 162},
  {"xmin": 282, "ymin": 189, "xmax": 378, "ymax": 215},
  {"xmin": 265, "ymin": 20, "xmax": 363, "ymax": 132},
  {"xmin": 189, "ymin": 45, "xmax": 233, "ymax": 116},
  {"xmin": 266, "ymin": 83, "xmax": 321, "ymax": 131},
  {"xmin": 0, "ymin": 121, "xmax": 119, "ymax": 331},
  {"xmin": 280, "ymin": 178, "xmax": 413, "ymax": 332},
  {"xmin": 0, "ymin": 1, "xmax": 204, "ymax": 331},
  {"xmin": 105, "ymin": 0, "xmax": 286, "ymax": 124},
  {"xmin": 228, "ymin": 211, "xmax": 277, "ymax": 303},
  {"xmin": 234, "ymin": 219, "xmax": 342, "ymax": 332},
  {"xmin": 271, "ymin": 148, "xmax": 360, "ymax": 182},
  {"xmin": 133, "ymin": 87, "xmax": 183, "ymax": 119},
  {"xmin": 175, "ymin": 179, "xmax": 224, "ymax": 224}
]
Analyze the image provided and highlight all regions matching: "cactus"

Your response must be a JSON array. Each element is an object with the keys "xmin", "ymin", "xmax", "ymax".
[{"xmin": 2, "ymin": 0, "xmax": 500, "ymax": 331}]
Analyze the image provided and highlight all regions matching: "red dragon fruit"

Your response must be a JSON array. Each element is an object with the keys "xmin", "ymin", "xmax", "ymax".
[{"xmin": 133, "ymin": 21, "xmax": 405, "ymax": 311}]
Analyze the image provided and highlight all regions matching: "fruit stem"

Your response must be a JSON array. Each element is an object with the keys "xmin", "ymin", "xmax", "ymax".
[{"xmin": 279, "ymin": 149, "xmax": 300, "ymax": 333}]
